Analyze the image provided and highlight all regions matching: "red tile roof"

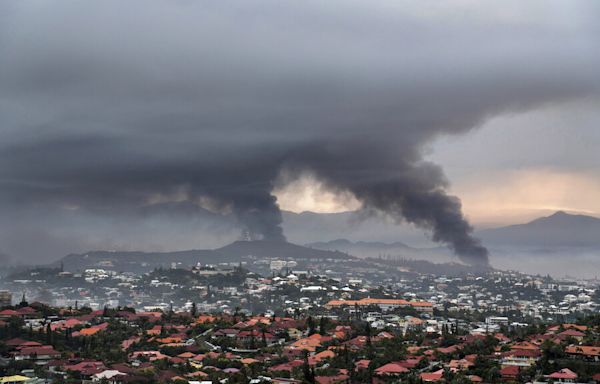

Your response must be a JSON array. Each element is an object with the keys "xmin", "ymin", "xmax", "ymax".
[
  {"xmin": 548, "ymin": 368, "xmax": 578, "ymax": 380},
  {"xmin": 420, "ymin": 369, "xmax": 444, "ymax": 382},
  {"xmin": 559, "ymin": 329, "xmax": 585, "ymax": 337},
  {"xmin": 375, "ymin": 362, "xmax": 409, "ymax": 375},
  {"xmin": 565, "ymin": 345, "xmax": 600, "ymax": 357},
  {"xmin": 500, "ymin": 365, "xmax": 520, "ymax": 378}
]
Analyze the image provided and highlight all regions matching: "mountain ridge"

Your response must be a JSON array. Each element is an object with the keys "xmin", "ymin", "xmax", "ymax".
[
  {"xmin": 477, "ymin": 211, "xmax": 600, "ymax": 247},
  {"xmin": 52, "ymin": 240, "xmax": 352, "ymax": 273},
  {"xmin": 306, "ymin": 238, "xmax": 454, "ymax": 263}
]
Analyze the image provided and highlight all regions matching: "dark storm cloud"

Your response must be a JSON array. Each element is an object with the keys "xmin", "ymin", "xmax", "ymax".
[{"xmin": 1, "ymin": 0, "xmax": 599, "ymax": 264}]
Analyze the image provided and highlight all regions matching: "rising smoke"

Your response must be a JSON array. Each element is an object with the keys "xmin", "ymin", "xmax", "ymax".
[{"xmin": 0, "ymin": 1, "xmax": 599, "ymax": 264}]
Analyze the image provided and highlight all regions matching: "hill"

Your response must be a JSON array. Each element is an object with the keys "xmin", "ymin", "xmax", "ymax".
[
  {"xmin": 282, "ymin": 210, "xmax": 434, "ymax": 247},
  {"xmin": 216, "ymin": 240, "xmax": 349, "ymax": 260},
  {"xmin": 477, "ymin": 211, "xmax": 600, "ymax": 247},
  {"xmin": 306, "ymin": 238, "xmax": 454, "ymax": 263},
  {"xmin": 307, "ymin": 238, "xmax": 413, "ymax": 257},
  {"xmin": 54, "ymin": 240, "xmax": 352, "ymax": 273}
]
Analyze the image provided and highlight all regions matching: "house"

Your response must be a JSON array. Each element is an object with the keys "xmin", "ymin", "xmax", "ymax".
[
  {"xmin": 374, "ymin": 362, "xmax": 409, "ymax": 376},
  {"xmin": 64, "ymin": 360, "xmax": 107, "ymax": 376},
  {"xmin": 411, "ymin": 301, "xmax": 434, "ymax": 313},
  {"xmin": 448, "ymin": 358, "xmax": 473, "ymax": 372},
  {"xmin": 271, "ymin": 379, "xmax": 302, "ymax": 384},
  {"xmin": 0, "ymin": 310, "xmax": 19, "ymax": 319},
  {"xmin": 332, "ymin": 325, "xmax": 352, "ymax": 340},
  {"xmin": 309, "ymin": 349, "xmax": 336, "ymax": 365},
  {"xmin": 558, "ymin": 329, "xmax": 585, "ymax": 342},
  {"xmin": 420, "ymin": 369, "xmax": 444, "ymax": 382},
  {"xmin": 344, "ymin": 336, "xmax": 370, "ymax": 351},
  {"xmin": 435, "ymin": 344, "xmax": 460, "ymax": 355},
  {"xmin": 212, "ymin": 328, "xmax": 239, "ymax": 338},
  {"xmin": 0, "ymin": 308, "xmax": 38, "ymax": 320},
  {"xmin": 4, "ymin": 338, "xmax": 29, "ymax": 348},
  {"xmin": 129, "ymin": 351, "xmax": 168, "ymax": 361},
  {"xmin": 315, "ymin": 374, "xmax": 349, "ymax": 384},
  {"xmin": 547, "ymin": 368, "xmax": 578, "ymax": 383},
  {"xmin": 146, "ymin": 325, "xmax": 163, "ymax": 336},
  {"xmin": 355, "ymin": 359, "xmax": 370, "ymax": 371},
  {"xmin": 509, "ymin": 341, "xmax": 539, "ymax": 351},
  {"xmin": 547, "ymin": 324, "xmax": 588, "ymax": 334},
  {"xmin": 196, "ymin": 315, "xmax": 216, "ymax": 324},
  {"xmin": 12, "ymin": 346, "xmax": 61, "ymax": 362},
  {"xmin": 156, "ymin": 335, "xmax": 185, "ymax": 344},
  {"xmin": 241, "ymin": 358, "xmax": 260, "ymax": 365},
  {"xmin": 92, "ymin": 369, "xmax": 127, "ymax": 384},
  {"xmin": 51, "ymin": 318, "xmax": 84, "ymax": 331},
  {"xmin": 287, "ymin": 336, "xmax": 323, "ymax": 353},
  {"xmin": 269, "ymin": 360, "xmax": 304, "ymax": 373},
  {"xmin": 14, "ymin": 307, "xmax": 39, "ymax": 319},
  {"xmin": 12, "ymin": 341, "xmax": 43, "ymax": 350},
  {"xmin": 186, "ymin": 371, "xmax": 209, "ymax": 380},
  {"xmin": 237, "ymin": 329, "xmax": 277, "ymax": 344},
  {"xmin": 73, "ymin": 322, "xmax": 109, "ymax": 337},
  {"xmin": 121, "ymin": 336, "xmax": 141, "ymax": 351},
  {"xmin": 565, "ymin": 345, "xmax": 600, "ymax": 361},
  {"xmin": 286, "ymin": 328, "xmax": 303, "ymax": 340},
  {"xmin": 395, "ymin": 358, "xmax": 423, "ymax": 369},
  {"xmin": 500, "ymin": 348, "xmax": 541, "ymax": 367},
  {"xmin": 499, "ymin": 365, "xmax": 520, "ymax": 381}
]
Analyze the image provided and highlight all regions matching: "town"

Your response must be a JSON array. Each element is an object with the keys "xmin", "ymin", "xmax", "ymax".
[{"xmin": 1, "ymin": 252, "xmax": 600, "ymax": 383}]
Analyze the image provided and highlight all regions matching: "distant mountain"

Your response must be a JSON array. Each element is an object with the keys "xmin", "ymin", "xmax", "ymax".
[
  {"xmin": 308, "ymin": 238, "xmax": 412, "ymax": 249},
  {"xmin": 478, "ymin": 211, "xmax": 600, "ymax": 248},
  {"xmin": 217, "ymin": 240, "xmax": 350, "ymax": 260},
  {"xmin": 54, "ymin": 240, "xmax": 352, "ymax": 273},
  {"xmin": 307, "ymin": 238, "xmax": 412, "ymax": 255},
  {"xmin": 372, "ymin": 258, "xmax": 494, "ymax": 276},
  {"xmin": 306, "ymin": 238, "xmax": 454, "ymax": 263},
  {"xmin": 282, "ymin": 210, "xmax": 436, "ymax": 247},
  {"xmin": 57, "ymin": 249, "xmax": 219, "ymax": 273}
]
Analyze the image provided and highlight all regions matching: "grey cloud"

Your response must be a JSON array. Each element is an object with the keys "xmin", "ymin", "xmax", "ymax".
[{"xmin": 1, "ymin": 0, "xmax": 599, "ymax": 264}]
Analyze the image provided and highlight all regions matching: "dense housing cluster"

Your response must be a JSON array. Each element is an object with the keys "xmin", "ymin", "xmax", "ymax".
[
  {"xmin": 1, "ymin": 299, "xmax": 600, "ymax": 383},
  {"xmin": 1, "ymin": 252, "xmax": 600, "ymax": 383}
]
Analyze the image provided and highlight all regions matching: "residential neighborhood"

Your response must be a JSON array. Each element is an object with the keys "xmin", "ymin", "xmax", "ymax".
[{"xmin": 1, "ymin": 260, "xmax": 600, "ymax": 383}]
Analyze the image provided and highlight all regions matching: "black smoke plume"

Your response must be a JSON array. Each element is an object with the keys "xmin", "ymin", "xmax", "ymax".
[{"xmin": 0, "ymin": 1, "xmax": 599, "ymax": 264}]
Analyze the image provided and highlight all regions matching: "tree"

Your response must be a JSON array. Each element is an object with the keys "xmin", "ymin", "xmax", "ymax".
[
  {"xmin": 249, "ymin": 332, "xmax": 256, "ymax": 349},
  {"xmin": 307, "ymin": 316, "xmax": 316, "ymax": 336},
  {"xmin": 45, "ymin": 323, "xmax": 53, "ymax": 346},
  {"xmin": 19, "ymin": 292, "xmax": 28, "ymax": 307},
  {"xmin": 302, "ymin": 351, "xmax": 315, "ymax": 383},
  {"xmin": 319, "ymin": 317, "xmax": 329, "ymax": 335}
]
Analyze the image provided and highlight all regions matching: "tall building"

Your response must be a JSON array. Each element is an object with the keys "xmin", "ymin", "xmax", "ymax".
[{"xmin": 0, "ymin": 290, "xmax": 12, "ymax": 307}]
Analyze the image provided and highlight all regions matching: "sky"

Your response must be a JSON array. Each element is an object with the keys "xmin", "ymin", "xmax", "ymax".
[
  {"xmin": 279, "ymin": 99, "xmax": 600, "ymax": 227},
  {"xmin": 0, "ymin": 0, "xmax": 599, "ymax": 263}
]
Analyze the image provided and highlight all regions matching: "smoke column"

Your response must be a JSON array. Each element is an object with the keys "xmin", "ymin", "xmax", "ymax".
[{"xmin": 0, "ymin": 1, "xmax": 599, "ymax": 264}]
